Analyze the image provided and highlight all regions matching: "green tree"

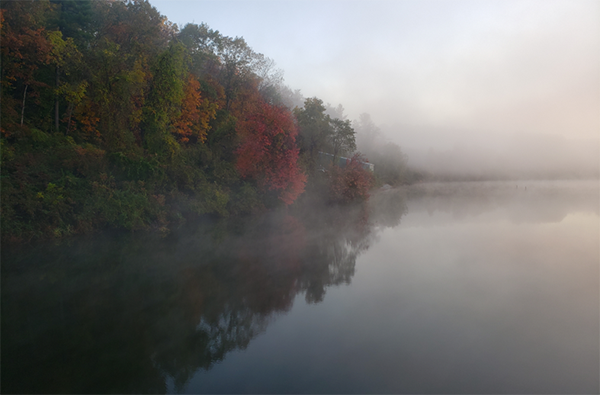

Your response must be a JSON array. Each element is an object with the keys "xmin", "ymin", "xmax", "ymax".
[
  {"xmin": 294, "ymin": 97, "xmax": 332, "ymax": 173},
  {"xmin": 178, "ymin": 22, "xmax": 221, "ymax": 75},
  {"xmin": 329, "ymin": 118, "xmax": 356, "ymax": 162},
  {"xmin": 217, "ymin": 36, "xmax": 257, "ymax": 110},
  {"xmin": 88, "ymin": 38, "xmax": 144, "ymax": 150},
  {"xmin": 50, "ymin": 0, "xmax": 94, "ymax": 47},
  {"xmin": 142, "ymin": 43, "xmax": 186, "ymax": 155},
  {"xmin": 47, "ymin": 30, "xmax": 85, "ymax": 134}
]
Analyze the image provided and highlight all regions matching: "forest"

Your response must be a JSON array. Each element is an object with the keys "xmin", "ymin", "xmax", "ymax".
[{"xmin": 0, "ymin": 0, "xmax": 413, "ymax": 242}]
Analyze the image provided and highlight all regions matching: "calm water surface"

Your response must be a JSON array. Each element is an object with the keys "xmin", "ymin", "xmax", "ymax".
[{"xmin": 2, "ymin": 180, "xmax": 598, "ymax": 393}]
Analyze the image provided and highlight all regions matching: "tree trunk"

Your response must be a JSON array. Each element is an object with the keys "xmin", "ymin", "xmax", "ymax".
[
  {"xmin": 66, "ymin": 102, "xmax": 74, "ymax": 135},
  {"xmin": 55, "ymin": 65, "xmax": 60, "ymax": 133},
  {"xmin": 20, "ymin": 85, "xmax": 28, "ymax": 126},
  {"xmin": 0, "ymin": 63, "xmax": 5, "ymax": 97}
]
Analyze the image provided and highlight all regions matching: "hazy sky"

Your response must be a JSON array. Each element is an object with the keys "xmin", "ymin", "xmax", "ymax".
[{"xmin": 151, "ymin": 0, "xmax": 599, "ymax": 146}]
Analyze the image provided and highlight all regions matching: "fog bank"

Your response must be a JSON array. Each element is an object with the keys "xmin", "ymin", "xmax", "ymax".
[{"xmin": 386, "ymin": 126, "xmax": 599, "ymax": 180}]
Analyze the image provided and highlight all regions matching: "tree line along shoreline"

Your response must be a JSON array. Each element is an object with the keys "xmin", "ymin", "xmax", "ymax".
[{"xmin": 1, "ymin": 0, "xmax": 415, "ymax": 243}]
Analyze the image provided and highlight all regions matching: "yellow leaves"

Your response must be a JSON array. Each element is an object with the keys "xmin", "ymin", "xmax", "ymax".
[
  {"xmin": 47, "ymin": 30, "xmax": 66, "ymax": 60},
  {"xmin": 163, "ymin": 134, "xmax": 181, "ymax": 160},
  {"xmin": 57, "ymin": 80, "xmax": 88, "ymax": 104},
  {"xmin": 126, "ymin": 58, "xmax": 147, "ymax": 85},
  {"xmin": 37, "ymin": 183, "xmax": 65, "ymax": 205},
  {"xmin": 128, "ymin": 58, "xmax": 148, "ymax": 129}
]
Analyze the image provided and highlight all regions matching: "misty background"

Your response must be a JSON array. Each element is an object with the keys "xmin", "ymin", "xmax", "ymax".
[{"xmin": 152, "ymin": 0, "xmax": 599, "ymax": 180}]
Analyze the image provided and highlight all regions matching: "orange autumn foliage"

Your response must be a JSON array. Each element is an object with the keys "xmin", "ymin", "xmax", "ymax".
[
  {"xmin": 73, "ymin": 100, "xmax": 101, "ymax": 140},
  {"xmin": 172, "ymin": 74, "xmax": 218, "ymax": 143}
]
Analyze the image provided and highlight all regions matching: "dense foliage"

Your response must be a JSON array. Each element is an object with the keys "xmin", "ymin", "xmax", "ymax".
[
  {"xmin": 327, "ymin": 153, "xmax": 375, "ymax": 203},
  {"xmin": 1, "ymin": 0, "xmax": 408, "ymax": 241}
]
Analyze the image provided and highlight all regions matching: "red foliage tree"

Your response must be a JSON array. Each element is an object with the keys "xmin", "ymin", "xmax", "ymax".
[
  {"xmin": 235, "ymin": 101, "xmax": 306, "ymax": 205},
  {"xmin": 328, "ymin": 153, "xmax": 375, "ymax": 203}
]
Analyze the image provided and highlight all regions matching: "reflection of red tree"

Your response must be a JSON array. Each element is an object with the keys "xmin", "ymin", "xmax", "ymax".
[
  {"xmin": 270, "ymin": 215, "xmax": 306, "ymax": 272},
  {"xmin": 236, "ymin": 102, "xmax": 306, "ymax": 205},
  {"xmin": 236, "ymin": 215, "xmax": 307, "ymax": 315}
]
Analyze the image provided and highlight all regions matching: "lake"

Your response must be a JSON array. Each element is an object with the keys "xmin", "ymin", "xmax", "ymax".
[{"xmin": 2, "ymin": 180, "xmax": 598, "ymax": 393}]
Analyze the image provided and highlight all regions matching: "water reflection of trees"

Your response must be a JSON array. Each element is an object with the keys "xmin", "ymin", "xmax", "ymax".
[{"xmin": 1, "ymin": 192, "xmax": 407, "ymax": 393}]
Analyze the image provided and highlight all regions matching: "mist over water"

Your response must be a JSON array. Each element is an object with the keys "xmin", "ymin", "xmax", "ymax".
[
  {"xmin": 3, "ymin": 1, "xmax": 598, "ymax": 392},
  {"xmin": 3, "ymin": 180, "xmax": 598, "ymax": 393},
  {"xmin": 387, "ymin": 126, "xmax": 600, "ymax": 181}
]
